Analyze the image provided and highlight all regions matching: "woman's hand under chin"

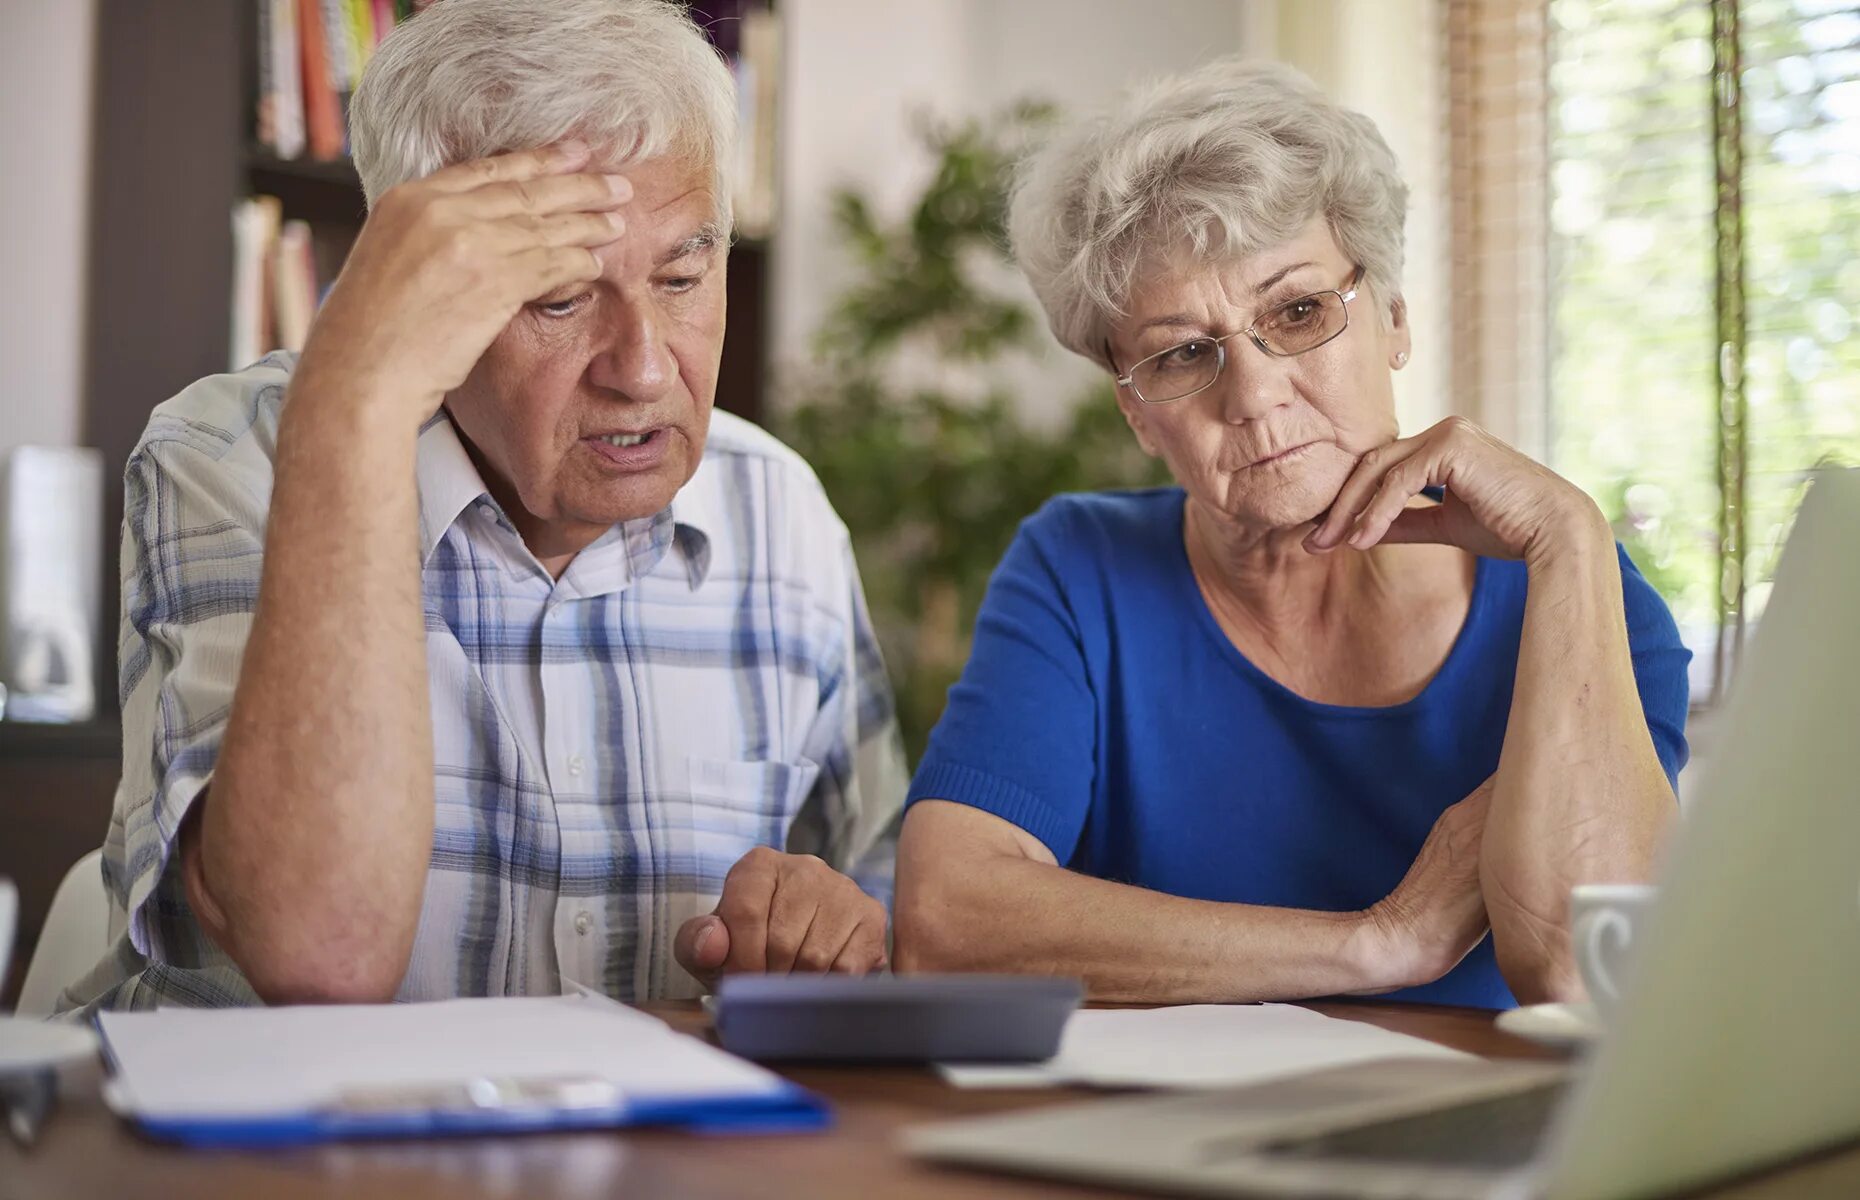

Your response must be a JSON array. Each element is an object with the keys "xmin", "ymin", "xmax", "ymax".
[{"xmin": 1303, "ymin": 416, "xmax": 1610, "ymax": 566}]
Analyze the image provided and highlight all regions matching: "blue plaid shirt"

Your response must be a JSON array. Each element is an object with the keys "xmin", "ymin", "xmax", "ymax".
[{"xmin": 61, "ymin": 353, "xmax": 906, "ymax": 1014}]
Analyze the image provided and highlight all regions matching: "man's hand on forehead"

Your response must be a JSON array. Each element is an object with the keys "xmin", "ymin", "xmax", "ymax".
[{"xmin": 290, "ymin": 141, "xmax": 636, "ymax": 430}]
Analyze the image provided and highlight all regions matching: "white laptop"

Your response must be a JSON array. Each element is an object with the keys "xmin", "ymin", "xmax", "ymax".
[{"xmin": 906, "ymin": 467, "xmax": 1860, "ymax": 1200}]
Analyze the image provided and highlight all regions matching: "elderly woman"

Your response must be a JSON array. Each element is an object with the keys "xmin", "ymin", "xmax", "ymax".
[{"xmin": 893, "ymin": 60, "xmax": 1688, "ymax": 1009}]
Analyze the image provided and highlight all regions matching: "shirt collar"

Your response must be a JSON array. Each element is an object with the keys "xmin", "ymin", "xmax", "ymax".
[
  {"xmin": 667, "ymin": 452, "xmax": 721, "ymax": 588},
  {"xmin": 416, "ymin": 411, "xmax": 715, "ymax": 588},
  {"xmin": 416, "ymin": 413, "xmax": 491, "ymax": 565}
]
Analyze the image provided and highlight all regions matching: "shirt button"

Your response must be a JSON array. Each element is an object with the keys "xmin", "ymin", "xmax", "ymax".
[
  {"xmin": 574, "ymin": 911, "xmax": 594, "ymax": 936},
  {"xmin": 567, "ymin": 754, "xmax": 585, "ymax": 777}
]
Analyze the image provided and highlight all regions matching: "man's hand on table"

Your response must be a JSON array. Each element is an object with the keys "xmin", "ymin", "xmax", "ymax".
[{"xmin": 674, "ymin": 847, "xmax": 889, "ymax": 991}]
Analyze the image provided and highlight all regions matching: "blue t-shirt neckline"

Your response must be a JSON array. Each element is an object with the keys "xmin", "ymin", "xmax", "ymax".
[{"xmin": 1162, "ymin": 489, "xmax": 1496, "ymax": 721}]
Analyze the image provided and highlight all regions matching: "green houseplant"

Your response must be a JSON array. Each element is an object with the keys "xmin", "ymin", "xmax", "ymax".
[{"xmin": 777, "ymin": 107, "xmax": 1170, "ymax": 761}]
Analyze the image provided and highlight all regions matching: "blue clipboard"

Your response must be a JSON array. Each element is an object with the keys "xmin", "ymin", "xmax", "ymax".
[
  {"xmin": 93, "ymin": 989, "xmax": 833, "ymax": 1149},
  {"xmin": 115, "ymin": 1078, "xmax": 831, "ymax": 1149}
]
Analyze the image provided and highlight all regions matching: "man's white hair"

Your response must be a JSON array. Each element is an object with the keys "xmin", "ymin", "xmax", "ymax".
[
  {"xmin": 350, "ymin": 0, "xmax": 737, "ymax": 222},
  {"xmin": 1007, "ymin": 58, "xmax": 1409, "ymax": 367}
]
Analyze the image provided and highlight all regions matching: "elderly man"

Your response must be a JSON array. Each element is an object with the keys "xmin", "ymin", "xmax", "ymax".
[{"xmin": 61, "ymin": 0, "xmax": 904, "ymax": 1013}]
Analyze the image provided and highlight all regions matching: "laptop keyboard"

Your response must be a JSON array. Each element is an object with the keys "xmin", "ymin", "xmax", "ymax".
[{"xmin": 1250, "ymin": 1082, "xmax": 1567, "ymax": 1170}]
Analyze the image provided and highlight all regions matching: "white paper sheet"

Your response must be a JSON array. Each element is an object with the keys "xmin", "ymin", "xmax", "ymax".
[
  {"xmin": 938, "ymin": 1003, "xmax": 1476, "ymax": 1090},
  {"xmin": 98, "ymin": 993, "xmax": 787, "ymax": 1119}
]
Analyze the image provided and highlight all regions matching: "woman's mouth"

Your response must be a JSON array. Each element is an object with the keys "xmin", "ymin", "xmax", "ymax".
[{"xmin": 1244, "ymin": 442, "xmax": 1317, "ymax": 470}]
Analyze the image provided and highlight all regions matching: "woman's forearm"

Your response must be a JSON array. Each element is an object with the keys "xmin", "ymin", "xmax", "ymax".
[
  {"xmin": 1485, "ymin": 511, "xmax": 1677, "ymax": 1002},
  {"xmin": 895, "ymin": 802, "xmax": 1405, "ymax": 1002},
  {"xmin": 901, "ymin": 856, "xmax": 1370, "ymax": 1002}
]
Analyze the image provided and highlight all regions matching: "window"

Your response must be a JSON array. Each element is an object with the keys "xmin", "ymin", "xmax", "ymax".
[{"xmin": 1546, "ymin": 0, "xmax": 1860, "ymax": 700}]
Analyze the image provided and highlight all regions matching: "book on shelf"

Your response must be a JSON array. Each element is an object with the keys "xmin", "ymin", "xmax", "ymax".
[
  {"xmin": 230, "ymin": 198, "xmax": 322, "ymax": 370},
  {"xmin": 297, "ymin": 0, "xmax": 345, "ymax": 160},
  {"xmin": 274, "ymin": 220, "xmax": 320, "ymax": 354},
  {"xmin": 256, "ymin": 0, "xmax": 305, "ymax": 159},
  {"xmin": 734, "ymin": 6, "xmax": 781, "ymax": 240},
  {"xmin": 257, "ymin": 0, "xmax": 420, "ymax": 162},
  {"xmin": 230, "ymin": 196, "xmax": 281, "ymax": 370}
]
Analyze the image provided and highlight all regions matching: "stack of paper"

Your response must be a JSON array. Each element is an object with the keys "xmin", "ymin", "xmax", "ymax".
[
  {"xmin": 939, "ymin": 1004, "xmax": 1476, "ymax": 1089},
  {"xmin": 98, "ymin": 993, "xmax": 822, "ymax": 1146}
]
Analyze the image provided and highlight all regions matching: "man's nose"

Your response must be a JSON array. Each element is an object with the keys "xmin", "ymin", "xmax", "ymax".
[{"xmin": 587, "ymin": 300, "xmax": 675, "ymax": 401}]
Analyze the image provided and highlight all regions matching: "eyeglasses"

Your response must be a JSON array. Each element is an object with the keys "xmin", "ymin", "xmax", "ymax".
[{"xmin": 1111, "ymin": 266, "xmax": 1364, "ymax": 405}]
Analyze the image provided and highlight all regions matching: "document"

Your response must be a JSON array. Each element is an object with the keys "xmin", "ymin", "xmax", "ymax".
[
  {"xmin": 938, "ymin": 1003, "xmax": 1475, "ymax": 1089},
  {"xmin": 97, "ymin": 992, "xmax": 813, "ymax": 1141}
]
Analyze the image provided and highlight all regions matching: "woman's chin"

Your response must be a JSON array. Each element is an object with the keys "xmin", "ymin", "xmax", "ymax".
[{"xmin": 1209, "ymin": 462, "xmax": 1350, "ymax": 530}]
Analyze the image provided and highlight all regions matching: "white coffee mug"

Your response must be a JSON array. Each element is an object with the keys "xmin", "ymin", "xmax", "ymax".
[
  {"xmin": 0, "ymin": 878, "xmax": 17, "ymax": 998},
  {"xmin": 1569, "ymin": 882, "xmax": 1659, "ymax": 1016}
]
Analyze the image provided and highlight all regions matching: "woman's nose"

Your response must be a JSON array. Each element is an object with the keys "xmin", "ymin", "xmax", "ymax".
[{"xmin": 1215, "ymin": 341, "xmax": 1292, "ymax": 423}]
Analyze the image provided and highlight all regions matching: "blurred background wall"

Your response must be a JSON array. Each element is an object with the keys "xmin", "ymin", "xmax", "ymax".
[{"xmin": 0, "ymin": 2, "xmax": 96, "ymax": 460}]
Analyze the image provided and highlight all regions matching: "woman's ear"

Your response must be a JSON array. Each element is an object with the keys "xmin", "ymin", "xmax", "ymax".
[
  {"xmin": 1387, "ymin": 294, "xmax": 1413, "ymax": 370},
  {"xmin": 1104, "ymin": 336, "xmax": 1164, "ymax": 458},
  {"xmin": 1114, "ymin": 386, "xmax": 1163, "ymax": 458}
]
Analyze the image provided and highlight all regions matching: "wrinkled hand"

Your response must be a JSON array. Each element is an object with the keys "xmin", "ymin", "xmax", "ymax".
[
  {"xmin": 673, "ymin": 847, "xmax": 889, "ymax": 992},
  {"xmin": 1306, "ymin": 417, "xmax": 1605, "ymax": 564},
  {"xmin": 1351, "ymin": 778, "xmax": 1494, "ymax": 993},
  {"xmin": 292, "ymin": 141, "xmax": 630, "ymax": 430}
]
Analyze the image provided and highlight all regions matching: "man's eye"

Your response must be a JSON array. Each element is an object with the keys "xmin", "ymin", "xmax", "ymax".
[
  {"xmin": 536, "ymin": 293, "xmax": 589, "ymax": 317},
  {"xmin": 661, "ymin": 275, "xmax": 702, "ymax": 295}
]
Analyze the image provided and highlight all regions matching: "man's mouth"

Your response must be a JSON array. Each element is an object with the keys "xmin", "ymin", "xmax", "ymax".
[{"xmin": 582, "ymin": 427, "xmax": 670, "ymax": 470}]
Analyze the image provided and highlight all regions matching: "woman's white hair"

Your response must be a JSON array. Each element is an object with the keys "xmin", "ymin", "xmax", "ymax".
[
  {"xmin": 1008, "ymin": 57, "xmax": 1409, "ymax": 368},
  {"xmin": 350, "ymin": 0, "xmax": 737, "ymax": 222}
]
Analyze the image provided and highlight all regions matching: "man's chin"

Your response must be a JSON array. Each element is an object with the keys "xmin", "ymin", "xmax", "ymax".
[
  {"xmin": 576, "ymin": 468, "xmax": 695, "ymax": 524},
  {"xmin": 568, "ymin": 446, "xmax": 697, "ymax": 524},
  {"xmin": 578, "ymin": 487, "xmax": 682, "ymax": 526}
]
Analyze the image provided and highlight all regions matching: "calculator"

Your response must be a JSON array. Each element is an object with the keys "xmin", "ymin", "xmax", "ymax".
[{"xmin": 712, "ymin": 974, "xmax": 1083, "ymax": 1064}]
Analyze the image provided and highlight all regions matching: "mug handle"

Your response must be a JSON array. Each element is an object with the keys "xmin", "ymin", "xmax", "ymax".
[{"xmin": 1572, "ymin": 905, "xmax": 1636, "ymax": 1005}]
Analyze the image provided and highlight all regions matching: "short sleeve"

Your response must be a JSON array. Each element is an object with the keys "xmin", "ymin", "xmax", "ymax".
[
  {"xmin": 1617, "ymin": 545, "xmax": 1692, "ymax": 788},
  {"xmin": 108, "ymin": 434, "xmax": 266, "ymax": 963},
  {"xmin": 792, "ymin": 533, "xmax": 909, "ymax": 905},
  {"xmin": 907, "ymin": 510, "xmax": 1097, "ymax": 861}
]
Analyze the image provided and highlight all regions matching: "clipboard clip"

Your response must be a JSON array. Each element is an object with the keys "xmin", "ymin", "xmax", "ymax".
[{"xmin": 335, "ymin": 1075, "xmax": 622, "ymax": 1116}]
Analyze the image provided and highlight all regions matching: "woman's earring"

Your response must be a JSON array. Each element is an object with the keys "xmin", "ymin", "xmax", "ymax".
[{"xmin": 1393, "ymin": 351, "xmax": 1409, "ymax": 368}]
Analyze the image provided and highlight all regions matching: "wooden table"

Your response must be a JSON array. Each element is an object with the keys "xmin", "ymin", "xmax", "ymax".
[{"xmin": 5, "ymin": 1000, "xmax": 1858, "ymax": 1199}]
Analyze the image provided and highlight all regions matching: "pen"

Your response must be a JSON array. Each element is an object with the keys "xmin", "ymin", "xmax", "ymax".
[{"xmin": 1, "ymin": 1068, "xmax": 55, "ymax": 1148}]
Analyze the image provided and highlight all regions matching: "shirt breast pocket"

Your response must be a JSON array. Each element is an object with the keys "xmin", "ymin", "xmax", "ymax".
[{"xmin": 682, "ymin": 755, "xmax": 822, "ymax": 870}]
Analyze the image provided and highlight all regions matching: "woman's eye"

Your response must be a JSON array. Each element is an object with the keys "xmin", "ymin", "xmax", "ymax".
[
  {"xmin": 1274, "ymin": 298, "xmax": 1323, "ymax": 327},
  {"xmin": 1158, "ymin": 339, "xmax": 1214, "ymax": 370}
]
